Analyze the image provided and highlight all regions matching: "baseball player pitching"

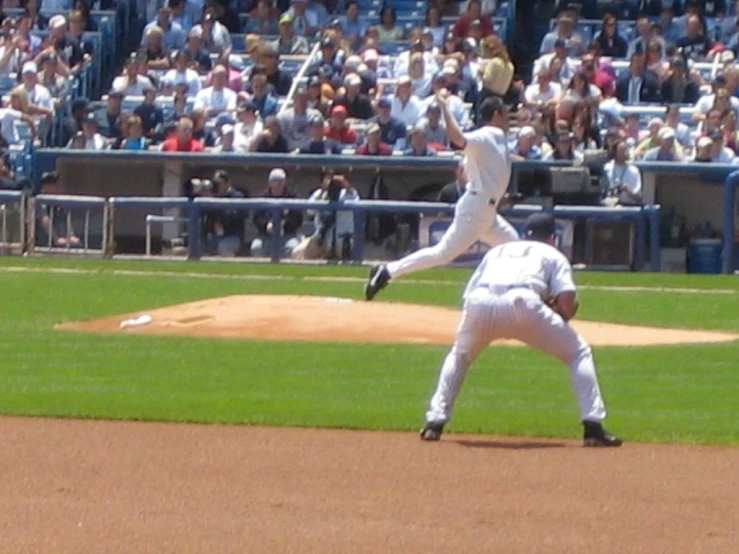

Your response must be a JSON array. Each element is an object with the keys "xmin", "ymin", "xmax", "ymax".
[
  {"xmin": 364, "ymin": 94, "xmax": 520, "ymax": 301},
  {"xmin": 420, "ymin": 212, "xmax": 622, "ymax": 447}
]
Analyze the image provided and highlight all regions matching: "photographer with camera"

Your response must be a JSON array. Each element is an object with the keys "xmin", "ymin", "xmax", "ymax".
[
  {"xmin": 196, "ymin": 170, "xmax": 247, "ymax": 257},
  {"xmin": 303, "ymin": 173, "xmax": 360, "ymax": 260},
  {"xmin": 250, "ymin": 168, "xmax": 303, "ymax": 257}
]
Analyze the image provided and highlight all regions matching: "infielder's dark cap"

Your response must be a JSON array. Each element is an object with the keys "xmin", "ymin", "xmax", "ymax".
[
  {"xmin": 524, "ymin": 213, "xmax": 556, "ymax": 239},
  {"xmin": 479, "ymin": 96, "xmax": 507, "ymax": 123}
]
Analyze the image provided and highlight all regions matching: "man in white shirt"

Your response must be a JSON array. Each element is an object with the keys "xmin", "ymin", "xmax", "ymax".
[
  {"xmin": 390, "ymin": 76, "xmax": 424, "ymax": 127},
  {"xmin": 21, "ymin": 62, "xmax": 54, "ymax": 115},
  {"xmin": 191, "ymin": 12, "xmax": 231, "ymax": 54},
  {"xmin": 365, "ymin": 94, "xmax": 519, "ymax": 300},
  {"xmin": 424, "ymin": 72, "xmax": 471, "ymax": 130},
  {"xmin": 71, "ymin": 113, "xmax": 108, "ymax": 150},
  {"xmin": 523, "ymin": 68, "xmax": 562, "ymax": 109},
  {"xmin": 602, "ymin": 140, "xmax": 643, "ymax": 206},
  {"xmin": 626, "ymin": 15, "xmax": 666, "ymax": 59},
  {"xmin": 419, "ymin": 212, "xmax": 622, "ymax": 448},
  {"xmin": 162, "ymin": 50, "xmax": 202, "ymax": 97},
  {"xmin": 532, "ymin": 39, "xmax": 578, "ymax": 85},
  {"xmin": 194, "ymin": 64, "xmax": 236, "ymax": 117}
]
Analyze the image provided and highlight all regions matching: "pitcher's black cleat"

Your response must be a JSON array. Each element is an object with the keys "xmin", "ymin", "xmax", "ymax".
[
  {"xmin": 364, "ymin": 264, "xmax": 390, "ymax": 301},
  {"xmin": 420, "ymin": 422, "xmax": 445, "ymax": 441},
  {"xmin": 583, "ymin": 421, "xmax": 623, "ymax": 447}
]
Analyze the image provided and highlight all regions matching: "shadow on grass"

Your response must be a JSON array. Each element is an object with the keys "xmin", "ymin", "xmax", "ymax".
[{"xmin": 452, "ymin": 439, "xmax": 568, "ymax": 450}]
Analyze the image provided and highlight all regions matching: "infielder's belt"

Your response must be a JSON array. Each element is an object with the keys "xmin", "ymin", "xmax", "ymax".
[
  {"xmin": 478, "ymin": 284, "xmax": 537, "ymax": 295},
  {"xmin": 468, "ymin": 191, "xmax": 496, "ymax": 205}
]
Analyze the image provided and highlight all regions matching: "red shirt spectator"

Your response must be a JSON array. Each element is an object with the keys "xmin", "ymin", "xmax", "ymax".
[
  {"xmin": 161, "ymin": 117, "xmax": 205, "ymax": 152},
  {"xmin": 452, "ymin": 0, "xmax": 492, "ymax": 38},
  {"xmin": 325, "ymin": 105, "xmax": 358, "ymax": 144},
  {"xmin": 356, "ymin": 124, "xmax": 392, "ymax": 155}
]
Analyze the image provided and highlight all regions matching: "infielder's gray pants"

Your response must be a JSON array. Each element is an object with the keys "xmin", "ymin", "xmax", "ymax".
[{"xmin": 426, "ymin": 287, "xmax": 607, "ymax": 425}]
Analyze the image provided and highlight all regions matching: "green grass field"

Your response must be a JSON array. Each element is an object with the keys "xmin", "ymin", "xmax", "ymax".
[{"xmin": 0, "ymin": 257, "xmax": 737, "ymax": 446}]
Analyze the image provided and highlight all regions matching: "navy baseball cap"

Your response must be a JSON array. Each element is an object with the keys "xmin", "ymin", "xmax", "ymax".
[{"xmin": 524, "ymin": 213, "xmax": 556, "ymax": 239}]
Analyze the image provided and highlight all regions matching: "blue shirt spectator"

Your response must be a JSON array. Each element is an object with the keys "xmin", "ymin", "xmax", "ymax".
[
  {"xmin": 250, "ymin": 74, "xmax": 280, "ymax": 117},
  {"xmin": 340, "ymin": 2, "xmax": 368, "ymax": 41},
  {"xmin": 142, "ymin": 7, "xmax": 187, "ymax": 51}
]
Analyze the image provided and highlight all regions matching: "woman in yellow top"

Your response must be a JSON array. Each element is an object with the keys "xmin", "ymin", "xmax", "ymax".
[
  {"xmin": 480, "ymin": 35, "xmax": 513, "ymax": 97},
  {"xmin": 376, "ymin": 6, "xmax": 404, "ymax": 43}
]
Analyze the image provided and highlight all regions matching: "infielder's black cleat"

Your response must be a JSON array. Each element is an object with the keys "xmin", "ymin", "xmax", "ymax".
[
  {"xmin": 582, "ymin": 421, "xmax": 623, "ymax": 447},
  {"xmin": 364, "ymin": 264, "xmax": 390, "ymax": 301},
  {"xmin": 420, "ymin": 422, "xmax": 445, "ymax": 441}
]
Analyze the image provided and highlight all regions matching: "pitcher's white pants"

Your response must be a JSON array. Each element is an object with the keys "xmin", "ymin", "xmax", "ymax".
[
  {"xmin": 426, "ymin": 287, "xmax": 607, "ymax": 425},
  {"xmin": 386, "ymin": 192, "xmax": 519, "ymax": 279}
]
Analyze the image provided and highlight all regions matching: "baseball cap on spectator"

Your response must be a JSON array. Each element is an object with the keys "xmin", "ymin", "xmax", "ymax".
[
  {"xmin": 362, "ymin": 49, "xmax": 379, "ymax": 63},
  {"xmin": 327, "ymin": 18, "xmax": 342, "ymax": 29},
  {"xmin": 331, "ymin": 104, "xmax": 348, "ymax": 117},
  {"xmin": 720, "ymin": 50, "xmax": 735, "ymax": 63},
  {"xmin": 518, "ymin": 126, "xmax": 536, "ymax": 139},
  {"xmin": 669, "ymin": 57, "xmax": 685, "ymax": 69},
  {"xmin": 422, "ymin": 27, "xmax": 434, "ymax": 37},
  {"xmin": 318, "ymin": 64, "xmax": 334, "ymax": 78},
  {"xmin": 345, "ymin": 55, "xmax": 363, "ymax": 71},
  {"xmin": 697, "ymin": 136, "xmax": 713, "ymax": 148},
  {"xmin": 462, "ymin": 38, "xmax": 477, "ymax": 52},
  {"xmin": 48, "ymin": 14, "xmax": 66, "ymax": 29},
  {"xmin": 344, "ymin": 73, "xmax": 361, "ymax": 87},
  {"xmin": 408, "ymin": 124, "xmax": 424, "ymax": 135},
  {"xmin": 269, "ymin": 168, "xmax": 287, "ymax": 181},
  {"xmin": 426, "ymin": 103, "xmax": 441, "ymax": 114},
  {"xmin": 22, "ymin": 62, "xmax": 37, "ymax": 74},
  {"xmin": 553, "ymin": 38, "xmax": 567, "ymax": 50},
  {"xmin": 189, "ymin": 27, "xmax": 203, "ymax": 38},
  {"xmin": 658, "ymin": 127, "xmax": 675, "ymax": 140},
  {"xmin": 411, "ymin": 39, "xmax": 424, "ymax": 51},
  {"xmin": 321, "ymin": 37, "xmax": 336, "ymax": 49},
  {"xmin": 83, "ymin": 113, "xmax": 98, "ymax": 125},
  {"xmin": 228, "ymin": 54, "xmax": 245, "ymax": 71},
  {"xmin": 202, "ymin": 12, "xmax": 215, "ymax": 23},
  {"xmin": 366, "ymin": 122, "xmax": 381, "ymax": 134},
  {"xmin": 397, "ymin": 75, "xmax": 412, "ymax": 86},
  {"xmin": 307, "ymin": 75, "xmax": 320, "ymax": 87},
  {"xmin": 221, "ymin": 124, "xmax": 234, "ymax": 135},
  {"xmin": 279, "ymin": 12, "xmax": 293, "ymax": 24},
  {"xmin": 308, "ymin": 112, "xmax": 325, "ymax": 126},
  {"xmin": 442, "ymin": 64, "xmax": 457, "ymax": 76},
  {"xmin": 445, "ymin": 31, "xmax": 456, "ymax": 43},
  {"xmin": 216, "ymin": 112, "xmax": 236, "ymax": 126},
  {"xmin": 261, "ymin": 43, "xmax": 278, "ymax": 57},
  {"xmin": 432, "ymin": 72, "xmax": 447, "ymax": 84},
  {"xmin": 377, "ymin": 96, "xmax": 391, "ymax": 108},
  {"xmin": 647, "ymin": 117, "xmax": 663, "ymax": 128}
]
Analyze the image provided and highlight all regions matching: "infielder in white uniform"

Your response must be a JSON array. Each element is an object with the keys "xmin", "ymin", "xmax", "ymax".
[
  {"xmin": 420, "ymin": 213, "xmax": 622, "ymax": 447},
  {"xmin": 364, "ymin": 94, "xmax": 520, "ymax": 301}
]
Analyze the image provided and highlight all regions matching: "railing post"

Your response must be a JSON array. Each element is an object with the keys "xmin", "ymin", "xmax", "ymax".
[
  {"xmin": 352, "ymin": 205, "xmax": 365, "ymax": 262},
  {"xmin": 723, "ymin": 172, "xmax": 737, "ymax": 274},
  {"xmin": 187, "ymin": 201, "xmax": 201, "ymax": 260},
  {"xmin": 634, "ymin": 212, "xmax": 645, "ymax": 271},
  {"xmin": 649, "ymin": 205, "xmax": 661, "ymax": 272},
  {"xmin": 270, "ymin": 207, "xmax": 283, "ymax": 263}
]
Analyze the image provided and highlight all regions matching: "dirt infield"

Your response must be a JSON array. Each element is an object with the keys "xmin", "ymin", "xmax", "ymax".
[
  {"xmin": 58, "ymin": 295, "xmax": 738, "ymax": 347},
  {"xmin": 1, "ymin": 417, "xmax": 737, "ymax": 553}
]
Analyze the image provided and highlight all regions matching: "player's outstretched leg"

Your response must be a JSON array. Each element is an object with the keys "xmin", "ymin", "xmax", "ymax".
[{"xmin": 364, "ymin": 264, "xmax": 391, "ymax": 301}]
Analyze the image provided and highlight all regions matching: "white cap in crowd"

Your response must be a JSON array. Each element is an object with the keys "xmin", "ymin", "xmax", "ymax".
[
  {"xmin": 49, "ymin": 15, "xmax": 67, "ymax": 29},
  {"xmin": 22, "ymin": 62, "xmax": 37, "ymax": 74},
  {"xmin": 269, "ymin": 168, "xmax": 287, "ymax": 181},
  {"xmin": 518, "ymin": 126, "xmax": 536, "ymax": 139},
  {"xmin": 658, "ymin": 127, "xmax": 675, "ymax": 141}
]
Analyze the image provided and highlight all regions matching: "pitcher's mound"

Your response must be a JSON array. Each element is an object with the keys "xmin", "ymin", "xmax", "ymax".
[{"xmin": 57, "ymin": 295, "xmax": 737, "ymax": 347}]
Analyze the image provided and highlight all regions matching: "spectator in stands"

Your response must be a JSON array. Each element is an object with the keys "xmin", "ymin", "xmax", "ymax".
[
  {"xmin": 663, "ymin": 103, "xmax": 692, "ymax": 148},
  {"xmin": 272, "ymin": 13, "xmax": 310, "ymax": 55},
  {"xmin": 563, "ymin": 71, "xmax": 602, "ymax": 106},
  {"xmin": 425, "ymin": 5, "xmax": 446, "ymax": 47},
  {"xmin": 47, "ymin": 14, "xmax": 83, "ymax": 73},
  {"xmin": 707, "ymin": 129, "xmax": 736, "ymax": 162},
  {"xmin": 168, "ymin": 0, "xmax": 193, "ymax": 33},
  {"xmin": 355, "ymin": 122, "xmax": 392, "ymax": 155},
  {"xmin": 299, "ymin": 112, "xmax": 342, "ymax": 153},
  {"xmin": 37, "ymin": 53, "xmax": 67, "ymax": 110},
  {"xmin": 201, "ymin": 169, "xmax": 245, "ymax": 256},
  {"xmin": 259, "ymin": 43, "xmax": 293, "ymax": 96},
  {"xmin": 163, "ymin": 50, "xmax": 201, "ymax": 96},
  {"xmin": 533, "ymin": 38, "xmax": 577, "ymax": 85},
  {"xmin": 615, "ymin": 52, "xmax": 661, "ymax": 103},
  {"xmin": 194, "ymin": 64, "xmax": 236, "ymax": 116},
  {"xmin": 279, "ymin": 86, "xmax": 318, "ymax": 150},
  {"xmin": 210, "ymin": 124, "xmax": 236, "ymax": 152},
  {"xmin": 142, "ymin": 27, "xmax": 172, "ymax": 70},
  {"xmin": 539, "ymin": 12, "xmax": 584, "ymax": 57},
  {"xmin": 35, "ymin": 171, "xmax": 81, "ymax": 248},
  {"xmin": 377, "ymin": 6, "xmax": 403, "ymax": 42},
  {"xmin": 643, "ymin": 126, "xmax": 681, "ymax": 161},
  {"xmin": 721, "ymin": 109, "xmax": 739, "ymax": 153},
  {"xmin": 593, "ymin": 12, "xmax": 628, "ymax": 58},
  {"xmin": 119, "ymin": 115, "xmax": 150, "ymax": 150},
  {"xmin": 572, "ymin": 106, "xmax": 600, "ymax": 152},
  {"xmin": 184, "ymin": 28, "xmax": 212, "ymax": 73},
  {"xmin": 244, "ymin": 0, "xmax": 280, "ymax": 35},
  {"xmin": 437, "ymin": 161, "xmax": 466, "ymax": 203},
  {"xmin": 340, "ymin": 1, "xmax": 368, "ymax": 48},
  {"xmin": 480, "ymin": 35, "xmax": 514, "ymax": 98},
  {"xmin": 193, "ymin": 12, "xmax": 231, "ymax": 54},
  {"xmin": 20, "ymin": 62, "xmax": 52, "ymax": 115},
  {"xmin": 71, "ymin": 112, "xmax": 107, "ymax": 150},
  {"xmin": 143, "ymin": 6, "xmax": 186, "ymax": 51},
  {"xmin": 249, "ymin": 72, "xmax": 279, "ymax": 117},
  {"xmin": 16, "ymin": 9, "xmax": 43, "ymax": 57},
  {"xmin": 324, "ymin": 104, "xmax": 357, "ymax": 145},
  {"xmin": 251, "ymin": 168, "xmax": 302, "ymax": 257},
  {"xmin": 98, "ymin": 90, "xmax": 122, "ymax": 139},
  {"xmin": 287, "ymin": 0, "xmax": 320, "ymax": 37},
  {"xmin": 162, "ymin": 116, "xmax": 205, "ymax": 151},
  {"xmin": 334, "ymin": 74, "xmax": 373, "ymax": 119},
  {"xmin": 452, "ymin": 0, "xmax": 492, "ymax": 39},
  {"xmin": 523, "ymin": 68, "xmax": 562, "ymax": 110},
  {"xmin": 634, "ymin": 117, "xmax": 666, "ymax": 158},
  {"xmin": 627, "ymin": 15, "xmax": 665, "ymax": 60},
  {"xmin": 545, "ymin": 130, "xmax": 583, "ymax": 162},
  {"xmin": 0, "ymin": 32, "xmax": 26, "ymax": 78},
  {"xmin": 661, "ymin": 57, "xmax": 700, "ymax": 104},
  {"xmin": 372, "ymin": 96, "xmax": 406, "ymax": 148},
  {"xmin": 510, "ymin": 125, "xmax": 543, "ymax": 160},
  {"xmin": 312, "ymin": 35, "xmax": 345, "ymax": 77},
  {"xmin": 719, "ymin": 1, "xmax": 739, "ymax": 43},
  {"xmin": 694, "ymin": 76, "xmax": 739, "ymax": 120},
  {"xmin": 602, "ymin": 140, "xmax": 642, "ymax": 207},
  {"xmin": 408, "ymin": 53, "xmax": 432, "ymax": 99},
  {"xmin": 693, "ymin": 135, "xmax": 714, "ymax": 162},
  {"xmin": 404, "ymin": 124, "xmax": 437, "ymax": 156},
  {"xmin": 250, "ymin": 115, "xmax": 289, "ymax": 152},
  {"xmin": 659, "ymin": 7, "xmax": 684, "ymax": 46},
  {"xmin": 677, "ymin": 14, "xmax": 713, "ymax": 61},
  {"xmin": 391, "ymin": 75, "xmax": 423, "ymax": 127},
  {"xmin": 134, "ymin": 85, "xmax": 164, "ymax": 137},
  {"xmin": 112, "ymin": 54, "xmax": 152, "ymax": 96},
  {"xmin": 418, "ymin": 103, "xmax": 448, "ymax": 148}
]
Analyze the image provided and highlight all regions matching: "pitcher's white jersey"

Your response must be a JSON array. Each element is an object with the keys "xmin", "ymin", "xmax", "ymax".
[
  {"xmin": 463, "ymin": 126, "xmax": 511, "ymax": 200},
  {"xmin": 463, "ymin": 240, "xmax": 576, "ymax": 302}
]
